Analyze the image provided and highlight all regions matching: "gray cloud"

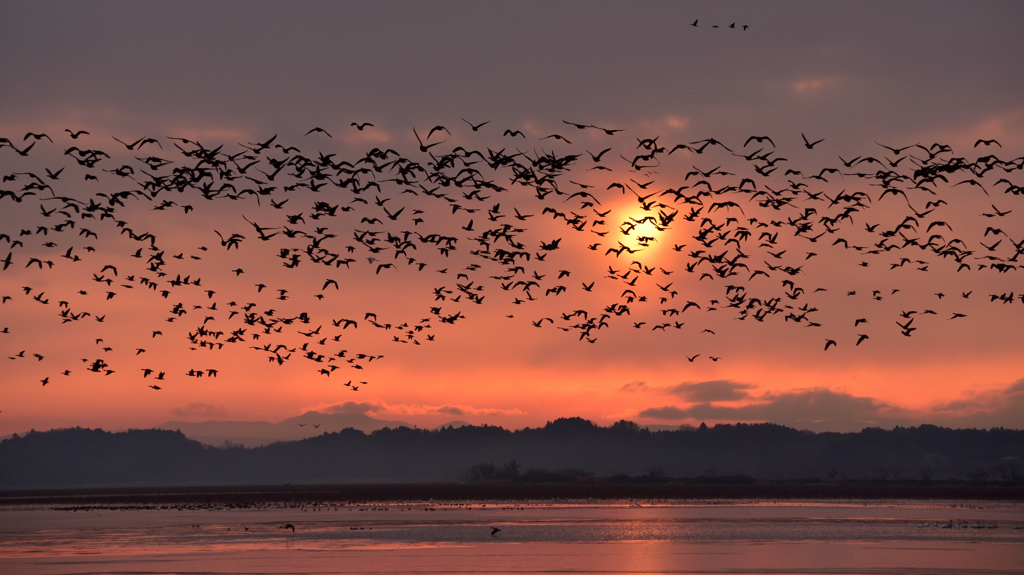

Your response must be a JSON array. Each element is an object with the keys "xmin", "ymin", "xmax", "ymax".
[
  {"xmin": 930, "ymin": 399, "xmax": 987, "ymax": 413},
  {"xmin": 639, "ymin": 379, "xmax": 1024, "ymax": 432},
  {"xmin": 325, "ymin": 401, "xmax": 381, "ymax": 415},
  {"xmin": 640, "ymin": 387, "xmax": 899, "ymax": 432},
  {"xmin": 435, "ymin": 405, "xmax": 465, "ymax": 416},
  {"xmin": 925, "ymin": 378, "xmax": 1024, "ymax": 429},
  {"xmin": 619, "ymin": 381, "xmax": 648, "ymax": 392},
  {"xmin": 664, "ymin": 380, "xmax": 756, "ymax": 402},
  {"xmin": 638, "ymin": 386, "xmax": 888, "ymax": 427},
  {"xmin": 638, "ymin": 406, "xmax": 689, "ymax": 420}
]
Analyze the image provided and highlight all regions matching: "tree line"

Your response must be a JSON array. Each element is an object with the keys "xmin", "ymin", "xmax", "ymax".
[{"xmin": 1, "ymin": 419, "xmax": 1022, "ymax": 488}]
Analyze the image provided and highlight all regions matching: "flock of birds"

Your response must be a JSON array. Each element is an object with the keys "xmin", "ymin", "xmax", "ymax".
[{"xmin": 1, "ymin": 119, "xmax": 1021, "ymax": 396}]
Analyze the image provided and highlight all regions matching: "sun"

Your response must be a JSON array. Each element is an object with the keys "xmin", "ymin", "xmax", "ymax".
[{"xmin": 613, "ymin": 202, "xmax": 683, "ymax": 264}]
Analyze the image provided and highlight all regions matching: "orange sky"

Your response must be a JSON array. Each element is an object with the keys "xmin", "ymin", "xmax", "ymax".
[{"xmin": 1, "ymin": 2, "xmax": 1023, "ymax": 435}]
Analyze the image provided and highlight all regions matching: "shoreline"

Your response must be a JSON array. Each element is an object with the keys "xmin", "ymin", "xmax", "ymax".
[{"xmin": 2, "ymin": 481, "xmax": 1023, "ymax": 507}]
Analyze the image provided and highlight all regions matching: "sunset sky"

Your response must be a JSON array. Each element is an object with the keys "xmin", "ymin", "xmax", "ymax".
[{"xmin": 1, "ymin": 1, "xmax": 1022, "ymax": 436}]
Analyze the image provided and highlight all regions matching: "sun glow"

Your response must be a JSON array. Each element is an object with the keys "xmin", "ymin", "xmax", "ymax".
[{"xmin": 614, "ymin": 200, "xmax": 686, "ymax": 266}]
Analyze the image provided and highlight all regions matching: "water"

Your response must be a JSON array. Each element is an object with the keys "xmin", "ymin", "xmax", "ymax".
[{"xmin": 1, "ymin": 499, "xmax": 1022, "ymax": 574}]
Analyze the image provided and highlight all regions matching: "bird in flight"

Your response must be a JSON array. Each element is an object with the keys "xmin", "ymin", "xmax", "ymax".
[
  {"xmin": 305, "ymin": 127, "xmax": 332, "ymax": 138},
  {"xmin": 462, "ymin": 118, "xmax": 490, "ymax": 131},
  {"xmin": 802, "ymin": 133, "xmax": 824, "ymax": 149}
]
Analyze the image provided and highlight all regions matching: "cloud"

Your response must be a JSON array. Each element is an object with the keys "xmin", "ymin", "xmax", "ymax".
[
  {"xmin": 639, "ymin": 387, "xmax": 898, "ymax": 432},
  {"xmin": 637, "ymin": 115, "xmax": 689, "ymax": 133},
  {"xmin": 341, "ymin": 128, "xmax": 391, "ymax": 147},
  {"xmin": 910, "ymin": 106, "xmax": 1024, "ymax": 152},
  {"xmin": 754, "ymin": 387, "xmax": 889, "ymax": 422},
  {"xmin": 621, "ymin": 379, "xmax": 756, "ymax": 402},
  {"xmin": 791, "ymin": 75, "xmax": 843, "ymax": 95},
  {"xmin": 619, "ymin": 380, "xmax": 648, "ymax": 392},
  {"xmin": 317, "ymin": 400, "xmax": 525, "ymax": 418},
  {"xmin": 637, "ymin": 406, "xmax": 689, "ymax": 420},
  {"xmin": 391, "ymin": 403, "xmax": 528, "ymax": 417},
  {"xmin": 953, "ymin": 106, "xmax": 1024, "ymax": 149},
  {"xmin": 927, "ymin": 377, "xmax": 1024, "ymax": 427},
  {"xmin": 664, "ymin": 380, "xmax": 756, "ymax": 402},
  {"xmin": 638, "ymin": 379, "xmax": 1024, "ymax": 432},
  {"xmin": 324, "ymin": 401, "xmax": 383, "ymax": 415},
  {"xmin": 165, "ymin": 125, "xmax": 253, "ymax": 144},
  {"xmin": 930, "ymin": 399, "xmax": 987, "ymax": 412},
  {"xmin": 664, "ymin": 115, "xmax": 689, "ymax": 130},
  {"xmin": 172, "ymin": 402, "xmax": 227, "ymax": 418},
  {"xmin": 425, "ymin": 404, "xmax": 527, "ymax": 417}
]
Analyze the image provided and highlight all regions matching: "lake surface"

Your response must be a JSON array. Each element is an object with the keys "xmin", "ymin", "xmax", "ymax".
[{"xmin": 1, "ymin": 499, "xmax": 1022, "ymax": 574}]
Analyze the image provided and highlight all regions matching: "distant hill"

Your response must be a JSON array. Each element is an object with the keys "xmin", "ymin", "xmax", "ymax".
[
  {"xmin": 1, "ymin": 419, "xmax": 1022, "ymax": 489},
  {"xmin": 156, "ymin": 411, "xmax": 413, "ymax": 447}
]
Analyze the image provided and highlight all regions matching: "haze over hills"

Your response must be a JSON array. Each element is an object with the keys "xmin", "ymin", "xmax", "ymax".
[
  {"xmin": 0, "ymin": 414, "xmax": 691, "ymax": 448},
  {"xmin": 155, "ymin": 413, "xmax": 686, "ymax": 447},
  {"xmin": 157, "ymin": 410, "xmax": 413, "ymax": 447}
]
